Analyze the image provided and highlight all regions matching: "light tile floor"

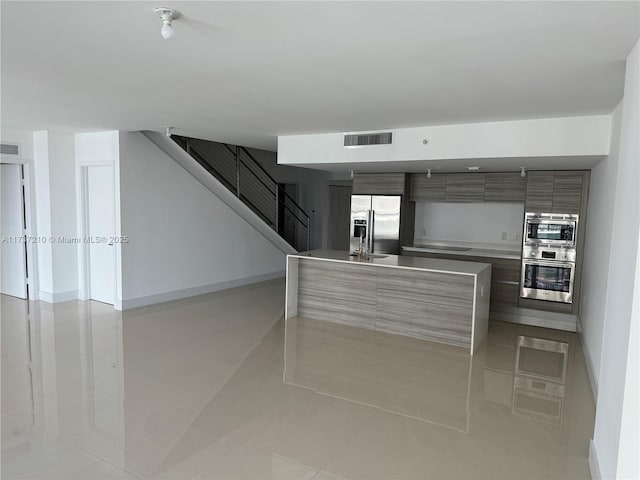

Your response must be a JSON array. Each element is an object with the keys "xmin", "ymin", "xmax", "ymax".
[{"xmin": 1, "ymin": 280, "xmax": 595, "ymax": 479}]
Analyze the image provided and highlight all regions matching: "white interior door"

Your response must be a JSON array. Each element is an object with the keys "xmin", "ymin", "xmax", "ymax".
[
  {"xmin": 87, "ymin": 166, "xmax": 115, "ymax": 304},
  {"xmin": 0, "ymin": 164, "xmax": 27, "ymax": 298}
]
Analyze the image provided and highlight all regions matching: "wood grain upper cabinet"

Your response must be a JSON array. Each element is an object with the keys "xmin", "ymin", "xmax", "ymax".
[
  {"xmin": 552, "ymin": 171, "xmax": 584, "ymax": 214},
  {"xmin": 484, "ymin": 173, "xmax": 526, "ymax": 202},
  {"xmin": 445, "ymin": 174, "xmax": 485, "ymax": 202},
  {"xmin": 352, "ymin": 173, "xmax": 406, "ymax": 195},
  {"xmin": 525, "ymin": 171, "xmax": 554, "ymax": 212},
  {"xmin": 409, "ymin": 174, "xmax": 446, "ymax": 201},
  {"xmin": 525, "ymin": 171, "xmax": 587, "ymax": 214}
]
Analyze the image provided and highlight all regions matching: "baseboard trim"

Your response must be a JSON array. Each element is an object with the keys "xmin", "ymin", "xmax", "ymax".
[
  {"xmin": 489, "ymin": 309, "xmax": 577, "ymax": 332},
  {"xmin": 589, "ymin": 440, "xmax": 602, "ymax": 480},
  {"xmin": 120, "ymin": 271, "xmax": 285, "ymax": 310},
  {"xmin": 578, "ymin": 320, "xmax": 599, "ymax": 400},
  {"xmin": 38, "ymin": 289, "xmax": 81, "ymax": 303}
]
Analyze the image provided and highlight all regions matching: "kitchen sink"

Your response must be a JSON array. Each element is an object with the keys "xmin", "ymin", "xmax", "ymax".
[{"xmin": 349, "ymin": 253, "xmax": 388, "ymax": 259}]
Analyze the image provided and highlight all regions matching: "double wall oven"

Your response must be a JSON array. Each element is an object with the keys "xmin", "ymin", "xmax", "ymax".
[{"xmin": 521, "ymin": 213, "xmax": 579, "ymax": 304}]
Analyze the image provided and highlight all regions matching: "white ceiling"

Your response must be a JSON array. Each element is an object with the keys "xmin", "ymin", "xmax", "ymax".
[{"xmin": 2, "ymin": 1, "xmax": 639, "ymax": 151}]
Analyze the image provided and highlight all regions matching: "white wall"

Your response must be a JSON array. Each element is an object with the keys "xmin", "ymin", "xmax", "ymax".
[
  {"xmin": 589, "ymin": 38, "xmax": 640, "ymax": 480},
  {"xmin": 414, "ymin": 201, "xmax": 524, "ymax": 247},
  {"xmin": 48, "ymin": 132, "xmax": 78, "ymax": 297},
  {"xmin": 75, "ymin": 131, "xmax": 119, "ymax": 165},
  {"xmin": 278, "ymin": 115, "xmax": 611, "ymax": 166},
  {"xmin": 33, "ymin": 131, "xmax": 54, "ymax": 296},
  {"xmin": 32, "ymin": 131, "xmax": 79, "ymax": 302},
  {"xmin": 118, "ymin": 131, "xmax": 286, "ymax": 309},
  {"xmin": 617, "ymin": 232, "xmax": 640, "ymax": 479},
  {"xmin": 579, "ymin": 102, "xmax": 623, "ymax": 393}
]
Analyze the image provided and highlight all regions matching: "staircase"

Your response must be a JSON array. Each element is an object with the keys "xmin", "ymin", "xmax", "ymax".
[{"xmin": 172, "ymin": 135, "xmax": 310, "ymax": 252}]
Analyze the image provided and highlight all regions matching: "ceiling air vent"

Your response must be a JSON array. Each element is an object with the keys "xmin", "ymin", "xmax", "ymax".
[
  {"xmin": 344, "ymin": 132, "xmax": 393, "ymax": 147},
  {"xmin": 0, "ymin": 143, "xmax": 20, "ymax": 156}
]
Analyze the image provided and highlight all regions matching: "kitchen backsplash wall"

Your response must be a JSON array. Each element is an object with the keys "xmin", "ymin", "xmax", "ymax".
[{"xmin": 414, "ymin": 201, "xmax": 525, "ymax": 247}]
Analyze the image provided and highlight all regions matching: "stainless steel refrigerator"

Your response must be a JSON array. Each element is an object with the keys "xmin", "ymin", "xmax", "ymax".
[{"xmin": 349, "ymin": 195, "xmax": 402, "ymax": 254}]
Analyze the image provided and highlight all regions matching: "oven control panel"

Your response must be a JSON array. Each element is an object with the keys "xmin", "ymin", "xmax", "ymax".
[{"xmin": 522, "ymin": 246, "xmax": 576, "ymax": 263}]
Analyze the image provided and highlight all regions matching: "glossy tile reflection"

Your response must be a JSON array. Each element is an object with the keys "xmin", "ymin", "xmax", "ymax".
[{"xmin": 1, "ymin": 281, "xmax": 595, "ymax": 479}]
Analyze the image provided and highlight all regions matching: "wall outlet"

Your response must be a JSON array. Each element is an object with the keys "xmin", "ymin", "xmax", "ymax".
[{"xmin": 500, "ymin": 232, "xmax": 508, "ymax": 241}]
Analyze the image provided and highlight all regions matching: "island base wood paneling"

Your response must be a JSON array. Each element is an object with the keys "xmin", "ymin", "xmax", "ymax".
[
  {"xmin": 376, "ymin": 268, "xmax": 474, "ymax": 347},
  {"xmin": 288, "ymin": 252, "xmax": 491, "ymax": 354},
  {"xmin": 297, "ymin": 260, "xmax": 377, "ymax": 330}
]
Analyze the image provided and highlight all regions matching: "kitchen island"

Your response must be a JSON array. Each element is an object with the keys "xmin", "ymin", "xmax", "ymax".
[{"xmin": 285, "ymin": 250, "xmax": 492, "ymax": 354}]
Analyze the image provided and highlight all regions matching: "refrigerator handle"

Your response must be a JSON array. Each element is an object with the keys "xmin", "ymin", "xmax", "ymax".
[{"xmin": 368, "ymin": 209, "xmax": 375, "ymax": 254}]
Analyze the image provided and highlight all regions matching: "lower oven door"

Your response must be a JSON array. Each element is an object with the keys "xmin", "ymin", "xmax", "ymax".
[{"xmin": 521, "ymin": 260, "xmax": 575, "ymax": 304}]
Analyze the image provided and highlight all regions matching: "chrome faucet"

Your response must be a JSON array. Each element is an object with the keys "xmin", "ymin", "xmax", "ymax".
[{"xmin": 360, "ymin": 231, "xmax": 369, "ymax": 260}]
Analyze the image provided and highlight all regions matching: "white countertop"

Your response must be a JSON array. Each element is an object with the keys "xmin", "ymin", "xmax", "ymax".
[
  {"xmin": 403, "ymin": 244, "xmax": 521, "ymax": 260},
  {"xmin": 290, "ymin": 249, "xmax": 492, "ymax": 276}
]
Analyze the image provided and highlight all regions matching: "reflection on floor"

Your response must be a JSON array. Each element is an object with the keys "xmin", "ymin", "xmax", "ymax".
[{"xmin": 1, "ymin": 280, "xmax": 595, "ymax": 479}]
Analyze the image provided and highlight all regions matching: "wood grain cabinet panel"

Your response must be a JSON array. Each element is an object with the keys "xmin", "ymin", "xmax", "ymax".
[
  {"xmin": 404, "ymin": 251, "xmax": 522, "ymax": 309},
  {"xmin": 490, "ymin": 282, "xmax": 520, "ymax": 306},
  {"xmin": 484, "ymin": 173, "xmax": 526, "ymax": 202},
  {"xmin": 488, "ymin": 257, "xmax": 521, "ymax": 283},
  {"xmin": 552, "ymin": 171, "xmax": 584, "ymax": 214},
  {"xmin": 352, "ymin": 173, "xmax": 406, "ymax": 195},
  {"xmin": 525, "ymin": 172, "xmax": 554, "ymax": 212},
  {"xmin": 409, "ymin": 174, "xmax": 446, "ymax": 201},
  {"xmin": 486, "ymin": 257, "xmax": 521, "ymax": 307},
  {"xmin": 376, "ymin": 268, "xmax": 474, "ymax": 347},
  {"xmin": 297, "ymin": 260, "xmax": 377, "ymax": 329},
  {"xmin": 446, "ymin": 174, "xmax": 486, "ymax": 202}
]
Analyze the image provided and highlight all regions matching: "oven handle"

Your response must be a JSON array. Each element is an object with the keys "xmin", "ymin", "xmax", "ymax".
[
  {"xmin": 524, "ymin": 240, "xmax": 577, "ymax": 247},
  {"xmin": 526, "ymin": 219, "xmax": 576, "ymax": 225},
  {"xmin": 522, "ymin": 259, "xmax": 575, "ymax": 268}
]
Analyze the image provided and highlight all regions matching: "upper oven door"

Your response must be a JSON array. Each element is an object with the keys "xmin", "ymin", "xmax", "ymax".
[
  {"xmin": 524, "ymin": 214, "xmax": 578, "ymax": 247},
  {"xmin": 521, "ymin": 260, "xmax": 575, "ymax": 304}
]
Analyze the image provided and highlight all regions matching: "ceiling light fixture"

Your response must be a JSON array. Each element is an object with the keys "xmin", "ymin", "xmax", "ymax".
[
  {"xmin": 520, "ymin": 167, "xmax": 526, "ymax": 178},
  {"xmin": 154, "ymin": 7, "xmax": 180, "ymax": 39},
  {"xmin": 165, "ymin": 126, "xmax": 174, "ymax": 137}
]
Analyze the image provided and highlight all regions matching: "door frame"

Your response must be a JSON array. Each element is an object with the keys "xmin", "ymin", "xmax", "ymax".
[
  {"xmin": 1, "ymin": 159, "xmax": 37, "ymax": 300},
  {"xmin": 79, "ymin": 165, "xmax": 117, "ymax": 304}
]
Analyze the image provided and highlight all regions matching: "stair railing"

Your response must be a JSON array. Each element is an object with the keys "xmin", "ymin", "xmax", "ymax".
[{"xmin": 173, "ymin": 135, "xmax": 310, "ymax": 252}]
